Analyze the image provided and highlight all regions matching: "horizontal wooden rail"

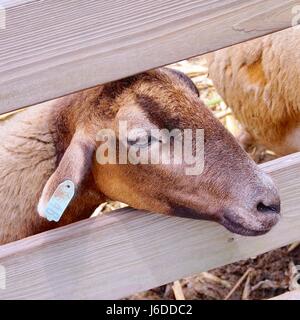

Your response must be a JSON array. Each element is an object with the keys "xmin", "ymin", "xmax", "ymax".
[
  {"xmin": 270, "ymin": 290, "xmax": 300, "ymax": 300},
  {"xmin": 0, "ymin": 0, "xmax": 298, "ymax": 114},
  {"xmin": 0, "ymin": 152, "xmax": 300, "ymax": 299}
]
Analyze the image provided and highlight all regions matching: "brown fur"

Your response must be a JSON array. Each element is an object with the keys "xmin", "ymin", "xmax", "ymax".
[
  {"xmin": 207, "ymin": 27, "xmax": 300, "ymax": 155},
  {"xmin": 0, "ymin": 68, "xmax": 280, "ymax": 245}
]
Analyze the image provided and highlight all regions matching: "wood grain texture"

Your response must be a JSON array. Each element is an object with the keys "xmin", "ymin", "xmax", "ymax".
[
  {"xmin": 0, "ymin": 152, "xmax": 299, "ymax": 300},
  {"xmin": 270, "ymin": 290, "xmax": 300, "ymax": 300},
  {"xmin": 0, "ymin": 0, "xmax": 298, "ymax": 114}
]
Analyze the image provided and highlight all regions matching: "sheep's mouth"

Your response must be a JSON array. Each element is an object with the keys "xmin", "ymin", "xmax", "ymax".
[
  {"xmin": 221, "ymin": 215, "xmax": 272, "ymax": 236},
  {"xmin": 170, "ymin": 205, "xmax": 274, "ymax": 236},
  {"xmin": 170, "ymin": 205, "xmax": 211, "ymax": 221}
]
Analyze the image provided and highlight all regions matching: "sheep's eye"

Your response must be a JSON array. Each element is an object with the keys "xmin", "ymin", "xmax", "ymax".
[{"xmin": 128, "ymin": 135, "xmax": 159, "ymax": 148}]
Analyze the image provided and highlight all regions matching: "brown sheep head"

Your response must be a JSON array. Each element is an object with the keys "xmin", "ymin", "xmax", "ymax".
[{"xmin": 38, "ymin": 68, "xmax": 281, "ymax": 236}]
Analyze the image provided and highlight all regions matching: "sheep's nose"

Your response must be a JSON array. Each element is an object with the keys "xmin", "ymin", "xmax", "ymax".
[
  {"xmin": 252, "ymin": 171, "xmax": 281, "ymax": 215},
  {"xmin": 253, "ymin": 171, "xmax": 281, "ymax": 216},
  {"xmin": 256, "ymin": 201, "xmax": 281, "ymax": 215}
]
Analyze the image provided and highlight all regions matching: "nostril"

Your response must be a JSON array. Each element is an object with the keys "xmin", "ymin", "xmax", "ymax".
[{"xmin": 257, "ymin": 202, "xmax": 280, "ymax": 215}]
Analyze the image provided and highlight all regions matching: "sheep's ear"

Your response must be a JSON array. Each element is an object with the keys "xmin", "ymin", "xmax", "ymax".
[
  {"xmin": 37, "ymin": 131, "xmax": 96, "ymax": 221},
  {"xmin": 166, "ymin": 68, "xmax": 200, "ymax": 97}
]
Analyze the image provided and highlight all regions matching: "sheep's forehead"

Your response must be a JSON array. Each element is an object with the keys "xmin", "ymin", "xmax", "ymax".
[{"xmin": 108, "ymin": 69, "xmax": 202, "ymax": 130}]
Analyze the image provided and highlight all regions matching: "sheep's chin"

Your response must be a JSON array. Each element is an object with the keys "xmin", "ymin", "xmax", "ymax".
[{"xmin": 221, "ymin": 216, "xmax": 271, "ymax": 236}]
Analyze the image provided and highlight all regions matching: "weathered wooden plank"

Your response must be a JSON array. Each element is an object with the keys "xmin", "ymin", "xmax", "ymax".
[
  {"xmin": 270, "ymin": 290, "xmax": 300, "ymax": 300},
  {"xmin": 0, "ymin": 0, "xmax": 298, "ymax": 114},
  {"xmin": 0, "ymin": 152, "xmax": 299, "ymax": 300}
]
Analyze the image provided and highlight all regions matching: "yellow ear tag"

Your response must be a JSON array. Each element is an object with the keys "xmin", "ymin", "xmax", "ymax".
[{"xmin": 44, "ymin": 180, "xmax": 75, "ymax": 222}]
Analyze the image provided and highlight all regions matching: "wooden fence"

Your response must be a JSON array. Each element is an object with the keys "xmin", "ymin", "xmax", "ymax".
[{"xmin": 0, "ymin": 0, "xmax": 299, "ymax": 299}]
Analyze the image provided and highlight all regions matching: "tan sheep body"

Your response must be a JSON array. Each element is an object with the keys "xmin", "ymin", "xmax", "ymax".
[{"xmin": 208, "ymin": 27, "xmax": 300, "ymax": 155}]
